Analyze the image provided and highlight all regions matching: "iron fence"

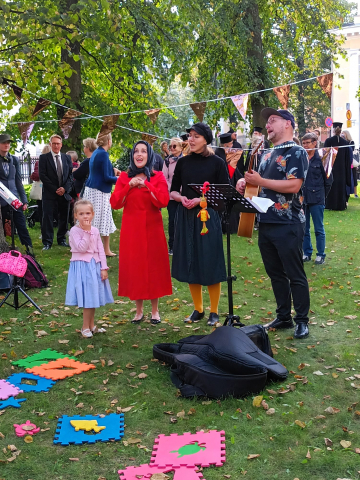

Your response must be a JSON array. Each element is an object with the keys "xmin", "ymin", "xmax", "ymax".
[{"xmin": 19, "ymin": 155, "xmax": 38, "ymax": 185}]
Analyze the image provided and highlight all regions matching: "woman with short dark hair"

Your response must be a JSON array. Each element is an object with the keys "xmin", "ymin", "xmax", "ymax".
[{"xmin": 170, "ymin": 123, "xmax": 230, "ymax": 326}]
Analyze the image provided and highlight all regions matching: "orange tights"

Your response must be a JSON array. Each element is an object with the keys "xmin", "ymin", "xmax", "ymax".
[{"xmin": 188, "ymin": 283, "xmax": 221, "ymax": 314}]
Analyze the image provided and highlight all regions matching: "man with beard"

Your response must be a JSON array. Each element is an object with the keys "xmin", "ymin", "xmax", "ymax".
[{"xmin": 236, "ymin": 108, "xmax": 310, "ymax": 339}]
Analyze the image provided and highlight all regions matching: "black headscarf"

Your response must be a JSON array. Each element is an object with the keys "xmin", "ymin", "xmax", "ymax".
[{"xmin": 128, "ymin": 141, "xmax": 155, "ymax": 181}]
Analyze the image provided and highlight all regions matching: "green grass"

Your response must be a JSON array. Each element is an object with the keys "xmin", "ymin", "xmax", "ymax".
[{"xmin": 1, "ymin": 199, "xmax": 360, "ymax": 480}]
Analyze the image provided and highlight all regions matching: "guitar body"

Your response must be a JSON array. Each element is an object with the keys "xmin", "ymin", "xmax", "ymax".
[{"xmin": 237, "ymin": 184, "xmax": 259, "ymax": 238}]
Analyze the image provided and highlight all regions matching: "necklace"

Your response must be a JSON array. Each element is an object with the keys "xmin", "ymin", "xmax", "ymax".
[{"xmin": 271, "ymin": 142, "xmax": 298, "ymax": 150}]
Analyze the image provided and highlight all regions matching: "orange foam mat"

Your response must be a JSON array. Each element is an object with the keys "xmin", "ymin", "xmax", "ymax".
[{"xmin": 27, "ymin": 357, "xmax": 95, "ymax": 380}]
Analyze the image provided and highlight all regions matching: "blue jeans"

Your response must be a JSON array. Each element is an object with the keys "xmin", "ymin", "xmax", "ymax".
[{"xmin": 303, "ymin": 204, "xmax": 326, "ymax": 258}]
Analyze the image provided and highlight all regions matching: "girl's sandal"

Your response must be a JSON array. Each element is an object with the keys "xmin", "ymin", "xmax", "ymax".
[
  {"xmin": 81, "ymin": 328, "xmax": 93, "ymax": 338},
  {"xmin": 92, "ymin": 326, "xmax": 106, "ymax": 334}
]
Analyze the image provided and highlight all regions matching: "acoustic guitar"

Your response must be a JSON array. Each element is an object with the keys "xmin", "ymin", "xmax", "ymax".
[{"xmin": 237, "ymin": 140, "xmax": 263, "ymax": 238}]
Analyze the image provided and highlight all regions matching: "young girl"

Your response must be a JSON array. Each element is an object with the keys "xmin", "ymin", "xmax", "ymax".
[{"xmin": 65, "ymin": 199, "xmax": 114, "ymax": 338}]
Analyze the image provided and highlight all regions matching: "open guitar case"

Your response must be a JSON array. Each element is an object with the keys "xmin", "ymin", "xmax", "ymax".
[{"xmin": 153, "ymin": 325, "xmax": 288, "ymax": 399}]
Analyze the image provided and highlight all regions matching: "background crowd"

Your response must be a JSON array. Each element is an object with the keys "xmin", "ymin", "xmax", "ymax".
[{"xmin": 0, "ymin": 113, "xmax": 358, "ymax": 337}]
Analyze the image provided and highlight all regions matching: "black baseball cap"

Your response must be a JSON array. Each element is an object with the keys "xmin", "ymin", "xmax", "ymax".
[
  {"xmin": 0, "ymin": 134, "xmax": 14, "ymax": 143},
  {"xmin": 261, "ymin": 108, "xmax": 295, "ymax": 129},
  {"xmin": 180, "ymin": 133, "xmax": 189, "ymax": 142},
  {"xmin": 186, "ymin": 123, "xmax": 213, "ymax": 144}
]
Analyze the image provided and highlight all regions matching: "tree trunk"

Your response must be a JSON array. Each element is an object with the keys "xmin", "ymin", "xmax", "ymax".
[
  {"xmin": 245, "ymin": 0, "xmax": 268, "ymax": 131},
  {"xmin": 57, "ymin": 0, "xmax": 82, "ymax": 152}
]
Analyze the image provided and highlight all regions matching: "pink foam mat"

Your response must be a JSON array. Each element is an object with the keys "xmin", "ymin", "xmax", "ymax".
[
  {"xmin": 118, "ymin": 464, "xmax": 204, "ymax": 480},
  {"xmin": 150, "ymin": 430, "xmax": 226, "ymax": 468},
  {"xmin": 0, "ymin": 379, "xmax": 23, "ymax": 400}
]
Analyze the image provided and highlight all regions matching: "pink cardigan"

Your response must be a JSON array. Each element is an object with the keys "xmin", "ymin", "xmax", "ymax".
[{"xmin": 69, "ymin": 225, "xmax": 108, "ymax": 270}]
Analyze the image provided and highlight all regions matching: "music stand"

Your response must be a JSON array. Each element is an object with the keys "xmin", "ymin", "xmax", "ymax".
[
  {"xmin": 0, "ymin": 206, "xmax": 42, "ymax": 312},
  {"xmin": 189, "ymin": 184, "xmax": 257, "ymax": 327}
]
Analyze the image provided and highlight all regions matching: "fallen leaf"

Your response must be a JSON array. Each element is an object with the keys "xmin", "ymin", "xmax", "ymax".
[
  {"xmin": 247, "ymin": 454, "xmax": 260, "ymax": 460},
  {"xmin": 24, "ymin": 436, "xmax": 33, "ymax": 443},
  {"xmin": 313, "ymin": 370, "xmax": 324, "ymax": 376},
  {"xmin": 306, "ymin": 449, "xmax": 311, "ymax": 459},
  {"xmin": 127, "ymin": 437, "xmax": 141, "ymax": 444},
  {"xmin": 324, "ymin": 438, "xmax": 333, "ymax": 446},
  {"xmin": 340, "ymin": 440, "xmax": 351, "ymax": 449},
  {"xmin": 74, "ymin": 350, "xmax": 84, "ymax": 356},
  {"xmin": 325, "ymin": 406, "xmax": 340, "ymax": 414},
  {"xmin": 138, "ymin": 373, "xmax": 148, "ymax": 379},
  {"xmin": 69, "ymin": 458, "xmax": 79, "ymax": 461},
  {"xmin": 150, "ymin": 473, "xmax": 170, "ymax": 480},
  {"xmin": 126, "ymin": 363, "xmax": 135, "ymax": 369},
  {"xmin": 252, "ymin": 395, "xmax": 263, "ymax": 407},
  {"xmin": 177, "ymin": 410, "xmax": 185, "ymax": 418},
  {"xmin": 266, "ymin": 408, "xmax": 275, "ymax": 415},
  {"xmin": 295, "ymin": 420, "xmax": 306, "ymax": 429},
  {"xmin": 202, "ymin": 401, "xmax": 212, "ymax": 405},
  {"xmin": 58, "ymin": 339, "xmax": 69, "ymax": 344}
]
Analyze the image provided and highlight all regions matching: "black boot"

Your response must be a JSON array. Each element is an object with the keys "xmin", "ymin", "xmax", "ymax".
[
  {"xmin": 207, "ymin": 312, "xmax": 219, "ymax": 326},
  {"xmin": 184, "ymin": 310, "xmax": 205, "ymax": 323},
  {"xmin": 265, "ymin": 317, "xmax": 294, "ymax": 330},
  {"xmin": 294, "ymin": 323, "xmax": 309, "ymax": 339}
]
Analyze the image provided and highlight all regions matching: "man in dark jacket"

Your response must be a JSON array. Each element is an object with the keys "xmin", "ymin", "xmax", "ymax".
[
  {"xmin": 0, "ymin": 134, "xmax": 34, "ymax": 255},
  {"xmin": 301, "ymin": 132, "xmax": 333, "ymax": 265},
  {"xmin": 39, "ymin": 134, "xmax": 73, "ymax": 250}
]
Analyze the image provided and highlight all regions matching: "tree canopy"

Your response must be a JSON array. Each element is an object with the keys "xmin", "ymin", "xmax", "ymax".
[{"xmin": 0, "ymin": 0, "xmax": 353, "ymax": 153}]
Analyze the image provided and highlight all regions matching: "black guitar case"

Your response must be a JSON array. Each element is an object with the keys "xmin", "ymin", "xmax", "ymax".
[{"xmin": 153, "ymin": 325, "xmax": 288, "ymax": 399}]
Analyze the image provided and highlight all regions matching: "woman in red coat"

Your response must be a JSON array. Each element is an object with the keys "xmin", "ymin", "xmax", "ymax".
[{"xmin": 110, "ymin": 141, "xmax": 172, "ymax": 324}]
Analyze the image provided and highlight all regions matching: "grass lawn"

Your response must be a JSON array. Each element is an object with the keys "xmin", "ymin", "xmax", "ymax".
[{"xmin": 0, "ymin": 198, "xmax": 360, "ymax": 480}]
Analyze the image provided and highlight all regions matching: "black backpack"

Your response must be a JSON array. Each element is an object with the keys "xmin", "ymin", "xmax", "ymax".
[
  {"xmin": 23, "ymin": 255, "xmax": 48, "ymax": 288},
  {"xmin": 153, "ymin": 325, "xmax": 288, "ymax": 399}
]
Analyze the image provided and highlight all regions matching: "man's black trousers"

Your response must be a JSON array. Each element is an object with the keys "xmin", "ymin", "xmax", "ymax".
[
  {"xmin": 41, "ymin": 195, "xmax": 69, "ymax": 246},
  {"xmin": 258, "ymin": 222, "xmax": 309, "ymax": 324}
]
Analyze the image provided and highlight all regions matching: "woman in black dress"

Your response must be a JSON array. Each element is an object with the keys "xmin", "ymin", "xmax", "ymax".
[{"xmin": 170, "ymin": 123, "xmax": 230, "ymax": 326}]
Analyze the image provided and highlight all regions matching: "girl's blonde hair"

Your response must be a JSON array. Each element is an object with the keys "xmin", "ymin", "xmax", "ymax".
[
  {"xmin": 74, "ymin": 199, "xmax": 94, "ymax": 215},
  {"xmin": 41, "ymin": 145, "xmax": 51, "ymax": 154},
  {"xmin": 170, "ymin": 137, "xmax": 183, "ymax": 148}
]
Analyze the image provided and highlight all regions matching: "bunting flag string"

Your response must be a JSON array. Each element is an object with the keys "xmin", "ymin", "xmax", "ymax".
[
  {"xmin": 145, "ymin": 109, "xmax": 161, "ymax": 124},
  {"xmin": 317, "ymin": 73, "xmax": 333, "ymax": 100},
  {"xmin": 17, "ymin": 122, "xmax": 35, "ymax": 146},
  {"xmin": 190, "ymin": 102, "xmax": 207, "ymax": 122},
  {"xmin": 32, "ymin": 98, "xmax": 52, "ymax": 117},
  {"xmin": 141, "ymin": 133, "xmax": 158, "ymax": 145},
  {"xmin": 12, "ymin": 85, "xmax": 23, "ymax": 103},
  {"xmin": 58, "ymin": 109, "xmax": 82, "ymax": 139},
  {"xmin": 273, "ymin": 85, "xmax": 291, "ymax": 109},
  {"xmin": 98, "ymin": 114, "xmax": 120, "ymax": 139},
  {"xmin": 231, "ymin": 94, "xmax": 249, "ymax": 120}
]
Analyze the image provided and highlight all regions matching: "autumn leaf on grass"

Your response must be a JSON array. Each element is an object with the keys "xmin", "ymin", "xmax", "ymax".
[
  {"xmin": 306, "ymin": 449, "xmax": 311, "ymax": 459},
  {"xmin": 138, "ymin": 373, "xmax": 148, "ymax": 379},
  {"xmin": 151, "ymin": 474, "xmax": 170, "ymax": 480},
  {"xmin": 177, "ymin": 410, "xmax": 186, "ymax": 418},
  {"xmin": 252, "ymin": 395, "xmax": 263, "ymax": 407},
  {"xmin": 126, "ymin": 363, "xmax": 135, "ymax": 369},
  {"xmin": 24, "ymin": 436, "xmax": 33, "ymax": 443},
  {"xmin": 58, "ymin": 339, "xmax": 69, "ymax": 344},
  {"xmin": 127, "ymin": 438, "xmax": 141, "ymax": 445},
  {"xmin": 266, "ymin": 408, "xmax": 275, "ymax": 415},
  {"xmin": 247, "ymin": 454, "xmax": 260, "ymax": 460},
  {"xmin": 324, "ymin": 406, "xmax": 340, "ymax": 414},
  {"xmin": 340, "ymin": 440, "xmax": 351, "ymax": 449},
  {"xmin": 324, "ymin": 438, "xmax": 333, "ymax": 446},
  {"xmin": 295, "ymin": 420, "xmax": 306, "ymax": 429},
  {"xmin": 313, "ymin": 370, "xmax": 324, "ymax": 376},
  {"xmin": 74, "ymin": 350, "xmax": 84, "ymax": 356}
]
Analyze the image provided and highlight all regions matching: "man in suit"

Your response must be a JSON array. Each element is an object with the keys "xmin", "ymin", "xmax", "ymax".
[
  {"xmin": 39, "ymin": 134, "xmax": 73, "ymax": 250},
  {"xmin": 0, "ymin": 133, "xmax": 34, "ymax": 256}
]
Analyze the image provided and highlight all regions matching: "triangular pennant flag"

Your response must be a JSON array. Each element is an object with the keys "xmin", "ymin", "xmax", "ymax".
[
  {"xmin": 12, "ymin": 85, "xmax": 23, "ymax": 102},
  {"xmin": 190, "ymin": 102, "xmax": 207, "ymax": 122},
  {"xmin": 32, "ymin": 98, "xmax": 52, "ymax": 117},
  {"xmin": 317, "ymin": 73, "xmax": 333, "ymax": 100},
  {"xmin": 58, "ymin": 109, "xmax": 82, "ymax": 139},
  {"xmin": 0, "ymin": 77, "xmax": 12, "ymax": 86},
  {"xmin": 141, "ymin": 133, "xmax": 158, "ymax": 145},
  {"xmin": 18, "ymin": 122, "xmax": 35, "ymax": 146},
  {"xmin": 98, "ymin": 114, "xmax": 120, "ymax": 139},
  {"xmin": 231, "ymin": 94, "xmax": 249, "ymax": 120},
  {"xmin": 145, "ymin": 109, "xmax": 160, "ymax": 125},
  {"xmin": 273, "ymin": 85, "xmax": 291, "ymax": 109}
]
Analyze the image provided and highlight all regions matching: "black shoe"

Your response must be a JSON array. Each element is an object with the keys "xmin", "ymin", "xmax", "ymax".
[
  {"xmin": 131, "ymin": 314, "xmax": 144, "ymax": 324},
  {"xmin": 151, "ymin": 317, "xmax": 161, "ymax": 325},
  {"xmin": 265, "ymin": 317, "xmax": 294, "ymax": 330},
  {"xmin": 294, "ymin": 323, "xmax": 309, "ymax": 339},
  {"xmin": 42, "ymin": 245, "xmax": 51, "ymax": 251},
  {"xmin": 184, "ymin": 310, "xmax": 205, "ymax": 323},
  {"xmin": 168, "ymin": 249, "xmax": 173, "ymax": 256},
  {"xmin": 207, "ymin": 312, "xmax": 219, "ymax": 326},
  {"xmin": 58, "ymin": 241, "xmax": 70, "ymax": 247}
]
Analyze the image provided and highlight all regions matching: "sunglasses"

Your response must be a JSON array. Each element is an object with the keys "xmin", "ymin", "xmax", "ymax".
[{"xmin": 170, "ymin": 145, "xmax": 178, "ymax": 149}]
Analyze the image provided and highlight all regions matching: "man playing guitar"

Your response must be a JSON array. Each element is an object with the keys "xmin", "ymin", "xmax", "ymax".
[{"xmin": 236, "ymin": 108, "xmax": 310, "ymax": 339}]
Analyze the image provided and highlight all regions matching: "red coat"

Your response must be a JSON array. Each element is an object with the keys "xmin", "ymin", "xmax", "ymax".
[{"xmin": 110, "ymin": 171, "xmax": 172, "ymax": 300}]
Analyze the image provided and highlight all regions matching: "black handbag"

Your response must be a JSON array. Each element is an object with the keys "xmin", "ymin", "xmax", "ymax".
[{"xmin": 153, "ymin": 325, "xmax": 287, "ymax": 399}]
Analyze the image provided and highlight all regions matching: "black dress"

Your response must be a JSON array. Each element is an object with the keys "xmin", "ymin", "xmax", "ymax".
[
  {"xmin": 324, "ymin": 135, "xmax": 351, "ymax": 211},
  {"xmin": 170, "ymin": 153, "xmax": 229, "ymax": 285}
]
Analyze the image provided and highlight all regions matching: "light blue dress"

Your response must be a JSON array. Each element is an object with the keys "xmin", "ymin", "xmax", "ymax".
[{"xmin": 65, "ymin": 258, "xmax": 113, "ymax": 308}]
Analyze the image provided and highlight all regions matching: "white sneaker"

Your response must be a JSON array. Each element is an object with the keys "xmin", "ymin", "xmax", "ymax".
[
  {"xmin": 303, "ymin": 255, "xmax": 311, "ymax": 262},
  {"xmin": 315, "ymin": 256, "xmax": 325, "ymax": 265}
]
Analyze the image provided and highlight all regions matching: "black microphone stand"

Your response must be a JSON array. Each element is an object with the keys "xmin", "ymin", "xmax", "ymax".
[{"xmin": 0, "ymin": 205, "xmax": 42, "ymax": 312}]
